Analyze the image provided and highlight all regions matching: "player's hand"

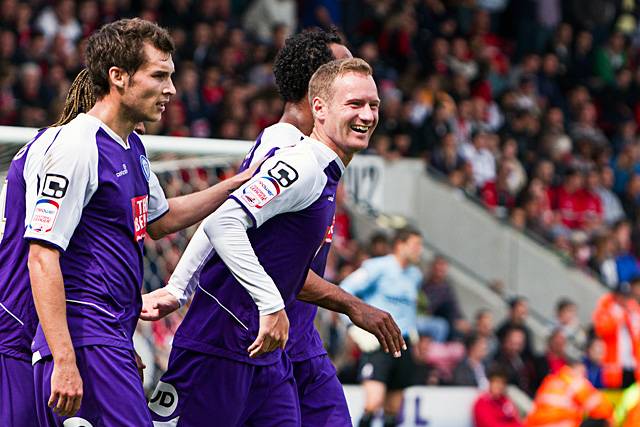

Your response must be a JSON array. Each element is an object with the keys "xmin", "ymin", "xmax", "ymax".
[
  {"xmin": 248, "ymin": 309, "xmax": 289, "ymax": 358},
  {"xmin": 49, "ymin": 357, "xmax": 83, "ymax": 417},
  {"xmin": 140, "ymin": 288, "xmax": 180, "ymax": 321},
  {"xmin": 134, "ymin": 350, "xmax": 146, "ymax": 383},
  {"xmin": 228, "ymin": 161, "xmax": 261, "ymax": 192},
  {"xmin": 348, "ymin": 302, "xmax": 406, "ymax": 357}
]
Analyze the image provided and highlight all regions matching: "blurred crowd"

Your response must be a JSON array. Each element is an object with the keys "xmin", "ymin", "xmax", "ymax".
[
  {"xmin": 9, "ymin": 0, "xmax": 640, "ymax": 423},
  {"xmin": 6, "ymin": 0, "xmax": 640, "ymax": 291}
]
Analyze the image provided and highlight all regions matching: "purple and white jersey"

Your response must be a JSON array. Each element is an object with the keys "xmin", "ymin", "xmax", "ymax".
[
  {"xmin": 240, "ymin": 123, "xmax": 331, "ymax": 362},
  {"xmin": 0, "ymin": 128, "xmax": 49, "ymax": 360},
  {"xmin": 171, "ymin": 134, "xmax": 343, "ymax": 366},
  {"xmin": 23, "ymin": 114, "xmax": 168, "ymax": 360}
]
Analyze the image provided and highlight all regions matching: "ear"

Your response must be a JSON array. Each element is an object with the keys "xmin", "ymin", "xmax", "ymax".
[
  {"xmin": 312, "ymin": 96, "xmax": 326, "ymax": 121},
  {"xmin": 108, "ymin": 66, "xmax": 128, "ymax": 91}
]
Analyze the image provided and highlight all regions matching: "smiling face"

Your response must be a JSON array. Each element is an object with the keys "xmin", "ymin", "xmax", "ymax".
[
  {"xmin": 312, "ymin": 70, "xmax": 379, "ymax": 163},
  {"xmin": 120, "ymin": 42, "xmax": 176, "ymax": 123}
]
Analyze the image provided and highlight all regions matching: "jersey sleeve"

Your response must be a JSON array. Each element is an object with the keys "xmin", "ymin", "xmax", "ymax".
[
  {"xmin": 229, "ymin": 146, "xmax": 322, "ymax": 228},
  {"xmin": 148, "ymin": 170, "xmax": 169, "ymax": 223},
  {"xmin": 23, "ymin": 124, "xmax": 99, "ymax": 251}
]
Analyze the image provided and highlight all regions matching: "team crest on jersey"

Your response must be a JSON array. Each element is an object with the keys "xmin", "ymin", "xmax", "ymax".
[
  {"xmin": 28, "ymin": 199, "xmax": 59, "ymax": 233},
  {"xmin": 240, "ymin": 176, "xmax": 280, "ymax": 209},
  {"xmin": 131, "ymin": 195, "xmax": 148, "ymax": 241},
  {"xmin": 139, "ymin": 155, "xmax": 151, "ymax": 181}
]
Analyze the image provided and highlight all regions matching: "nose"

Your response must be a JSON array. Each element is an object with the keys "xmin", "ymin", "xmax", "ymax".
[
  {"xmin": 165, "ymin": 78, "xmax": 177, "ymax": 97},
  {"xmin": 359, "ymin": 103, "xmax": 376, "ymax": 124}
]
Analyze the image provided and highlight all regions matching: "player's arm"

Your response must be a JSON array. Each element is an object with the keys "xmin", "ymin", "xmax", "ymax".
[
  {"xmin": 23, "ymin": 125, "xmax": 99, "ymax": 417},
  {"xmin": 297, "ymin": 270, "xmax": 405, "ymax": 356},
  {"xmin": 28, "ymin": 243, "xmax": 82, "ymax": 417},
  {"xmin": 202, "ymin": 200, "xmax": 288, "ymax": 357},
  {"xmin": 146, "ymin": 165, "xmax": 257, "ymax": 239}
]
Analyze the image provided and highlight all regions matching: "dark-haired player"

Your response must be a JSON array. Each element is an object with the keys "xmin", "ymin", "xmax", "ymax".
[
  {"xmin": 145, "ymin": 30, "xmax": 403, "ymax": 426},
  {"xmin": 18, "ymin": 19, "xmax": 252, "ymax": 426}
]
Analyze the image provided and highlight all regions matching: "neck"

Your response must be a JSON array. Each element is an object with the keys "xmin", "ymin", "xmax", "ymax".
[
  {"xmin": 309, "ymin": 125, "xmax": 353, "ymax": 166},
  {"xmin": 394, "ymin": 253, "xmax": 409, "ymax": 269},
  {"xmin": 279, "ymin": 101, "xmax": 313, "ymax": 135},
  {"xmin": 88, "ymin": 98, "xmax": 136, "ymax": 142}
]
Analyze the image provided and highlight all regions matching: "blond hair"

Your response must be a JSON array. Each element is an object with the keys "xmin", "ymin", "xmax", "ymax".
[{"xmin": 308, "ymin": 57, "xmax": 373, "ymax": 106}]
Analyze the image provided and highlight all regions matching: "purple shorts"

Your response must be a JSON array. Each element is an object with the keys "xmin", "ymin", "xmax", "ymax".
[
  {"xmin": 149, "ymin": 347, "xmax": 300, "ymax": 426},
  {"xmin": 33, "ymin": 345, "xmax": 152, "ymax": 427},
  {"xmin": 0, "ymin": 353, "xmax": 38, "ymax": 427},
  {"xmin": 293, "ymin": 355, "xmax": 351, "ymax": 427}
]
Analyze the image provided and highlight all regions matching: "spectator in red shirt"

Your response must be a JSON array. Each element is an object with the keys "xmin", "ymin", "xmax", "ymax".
[
  {"xmin": 552, "ymin": 168, "xmax": 584, "ymax": 229},
  {"xmin": 473, "ymin": 366, "xmax": 523, "ymax": 427},
  {"xmin": 578, "ymin": 169, "xmax": 604, "ymax": 231},
  {"xmin": 482, "ymin": 160, "xmax": 516, "ymax": 218}
]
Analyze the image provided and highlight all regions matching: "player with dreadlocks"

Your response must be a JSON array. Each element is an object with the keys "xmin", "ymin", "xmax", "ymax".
[
  {"xmin": 0, "ymin": 66, "xmax": 105, "ymax": 427},
  {"xmin": 0, "ymin": 20, "xmax": 253, "ymax": 425}
]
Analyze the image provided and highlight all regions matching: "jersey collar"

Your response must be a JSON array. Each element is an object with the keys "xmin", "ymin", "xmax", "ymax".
[{"xmin": 80, "ymin": 113, "xmax": 131, "ymax": 150}]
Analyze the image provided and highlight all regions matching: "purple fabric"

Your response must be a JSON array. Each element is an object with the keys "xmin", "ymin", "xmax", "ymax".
[
  {"xmin": 32, "ymin": 130, "xmax": 150, "ymax": 357},
  {"xmin": 293, "ymin": 355, "xmax": 351, "ymax": 427},
  {"xmin": 0, "ymin": 129, "xmax": 47, "ymax": 360},
  {"xmin": 173, "ymin": 160, "xmax": 342, "ymax": 366},
  {"xmin": 284, "ymin": 237, "xmax": 332, "ymax": 362},
  {"xmin": 150, "ymin": 348, "xmax": 300, "ymax": 426},
  {"xmin": 33, "ymin": 346, "xmax": 151, "ymax": 427},
  {"xmin": 0, "ymin": 354, "xmax": 38, "ymax": 427}
]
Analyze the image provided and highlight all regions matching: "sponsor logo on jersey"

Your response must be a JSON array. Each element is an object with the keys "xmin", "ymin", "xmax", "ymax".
[
  {"xmin": 139, "ymin": 155, "xmax": 151, "ymax": 181},
  {"xmin": 324, "ymin": 215, "xmax": 336, "ymax": 243},
  {"xmin": 115, "ymin": 163, "xmax": 128, "ymax": 177},
  {"xmin": 28, "ymin": 199, "xmax": 59, "ymax": 233},
  {"xmin": 131, "ymin": 195, "xmax": 148, "ymax": 241},
  {"xmin": 149, "ymin": 381, "xmax": 179, "ymax": 417},
  {"xmin": 63, "ymin": 418, "xmax": 94, "ymax": 427},
  {"xmin": 240, "ymin": 176, "xmax": 280, "ymax": 209}
]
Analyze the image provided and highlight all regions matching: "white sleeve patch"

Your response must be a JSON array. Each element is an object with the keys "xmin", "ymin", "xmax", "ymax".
[
  {"xmin": 231, "ymin": 146, "xmax": 323, "ymax": 228},
  {"xmin": 239, "ymin": 176, "xmax": 281, "ymax": 209},
  {"xmin": 28, "ymin": 199, "xmax": 60, "ymax": 233}
]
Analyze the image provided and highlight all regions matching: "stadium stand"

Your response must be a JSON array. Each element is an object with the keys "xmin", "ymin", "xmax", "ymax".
[{"xmin": 6, "ymin": 0, "xmax": 640, "ymax": 425}]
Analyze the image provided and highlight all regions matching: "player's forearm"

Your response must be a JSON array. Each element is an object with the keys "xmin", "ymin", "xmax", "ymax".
[
  {"xmin": 148, "ymin": 178, "xmax": 239, "ymax": 238},
  {"xmin": 164, "ymin": 222, "xmax": 214, "ymax": 305},
  {"xmin": 203, "ymin": 200, "xmax": 285, "ymax": 315},
  {"xmin": 28, "ymin": 242, "xmax": 75, "ymax": 363},
  {"xmin": 297, "ymin": 270, "xmax": 358, "ymax": 316}
]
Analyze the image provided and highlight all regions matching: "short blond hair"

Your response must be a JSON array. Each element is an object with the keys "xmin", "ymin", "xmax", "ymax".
[{"xmin": 308, "ymin": 58, "xmax": 373, "ymax": 106}]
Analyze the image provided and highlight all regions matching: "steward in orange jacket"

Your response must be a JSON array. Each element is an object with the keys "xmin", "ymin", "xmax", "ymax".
[
  {"xmin": 524, "ymin": 364, "xmax": 613, "ymax": 427},
  {"xmin": 592, "ymin": 285, "xmax": 640, "ymax": 389}
]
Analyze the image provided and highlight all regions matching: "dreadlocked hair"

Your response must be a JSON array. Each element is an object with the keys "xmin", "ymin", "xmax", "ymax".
[{"xmin": 52, "ymin": 68, "xmax": 96, "ymax": 127}]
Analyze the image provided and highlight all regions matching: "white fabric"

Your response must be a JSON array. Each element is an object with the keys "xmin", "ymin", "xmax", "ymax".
[
  {"xmin": 148, "ymin": 169, "xmax": 169, "ymax": 222},
  {"xmin": 619, "ymin": 324, "xmax": 636, "ymax": 369},
  {"xmin": 22, "ymin": 114, "xmax": 166, "ymax": 249},
  {"xmin": 202, "ymin": 200, "xmax": 284, "ymax": 315},
  {"xmin": 165, "ymin": 123, "xmax": 328, "ymax": 306},
  {"xmin": 23, "ymin": 117, "xmax": 100, "ymax": 250},
  {"xmin": 164, "ymin": 136, "xmax": 342, "ymax": 314}
]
